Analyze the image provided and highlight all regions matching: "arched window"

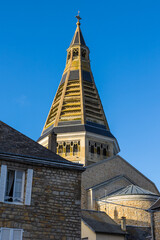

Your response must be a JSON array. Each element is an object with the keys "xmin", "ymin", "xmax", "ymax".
[
  {"xmin": 91, "ymin": 145, "xmax": 94, "ymax": 154},
  {"xmin": 73, "ymin": 144, "xmax": 78, "ymax": 155},
  {"xmin": 66, "ymin": 145, "xmax": 70, "ymax": 156},
  {"xmin": 97, "ymin": 147, "xmax": 100, "ymax": 155},
  {"xmin": 103, "ymin": 148, "xmax": 106, "ymax": 156},
  {"xmin": 58, "ymin": 145, "xmax": 63, "ymax": 154},
  {"xmin": 81, "ymin": 49, "xmax": 86, "ymax": 58}
]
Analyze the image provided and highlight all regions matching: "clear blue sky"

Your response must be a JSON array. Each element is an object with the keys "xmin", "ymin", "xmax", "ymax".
[{"xmin": 0, "ymin": 0, "xmax": 160, "ymax": 190}]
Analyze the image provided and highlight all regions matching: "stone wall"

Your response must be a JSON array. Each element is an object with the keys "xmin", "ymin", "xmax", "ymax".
[
  {"xmin": 99, "ymin": 197, "xmax": 156, "ymax": 227},
  {"xmin": 154, "ymin": 211, "xmax": 160, "ymax": 240},
  {"xmin": 82, "ymin": 155, "xmax": 159, "ymax": 194},
  {"xmin": 0, "ymin": 160, "xmax": 82, "ymax": 240}
]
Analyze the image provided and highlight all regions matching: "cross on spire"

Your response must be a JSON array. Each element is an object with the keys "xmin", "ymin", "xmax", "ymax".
[{"xmin": 76, "ymin": 11, "xmax": 81, "ymax": 25}]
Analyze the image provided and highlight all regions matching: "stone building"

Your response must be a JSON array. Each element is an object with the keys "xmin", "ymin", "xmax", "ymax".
[
  {"xmin": 81, "ymin": 210, "xmax": 126, "ymax": 240},
  {"xmin": 150, "ymin": 198, "xmax": 160, "ymax": 240},
  {"xmin": 37, "ymin": 15, "xmax": 159, "ymax": 238},
  {"xmin": 0, "ymin": 121, "xmax": 84, "ymax": 240},
  {"xmin": 98, "ymin": 185, "xmax": 159, "ymax": 226}
]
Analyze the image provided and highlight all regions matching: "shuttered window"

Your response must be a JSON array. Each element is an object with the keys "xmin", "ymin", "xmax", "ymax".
[
  {"xmin": 0, "ymin": 165, "xmax": 33, "ymax": 205},
  {"xmin": 0, "ymin": 228, "xmax": 23, "ymax": 240}
]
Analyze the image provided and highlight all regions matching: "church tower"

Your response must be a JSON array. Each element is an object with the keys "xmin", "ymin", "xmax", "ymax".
[{"xmin": 38, "ymin": 14, "xmax": 120, "ymax": 165}]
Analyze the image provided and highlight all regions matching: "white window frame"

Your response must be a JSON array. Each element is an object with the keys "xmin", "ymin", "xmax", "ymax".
[
  {"xmin": 0, "ymin": 165, "xmax": 33, "ymax": 205},
  {"xmin": 4, "ymin": 169, "xmax": 25, "ymax": 204},
  {"xmin": 0, "ymin": 228, "xmax": 23, "ymax": 240}
]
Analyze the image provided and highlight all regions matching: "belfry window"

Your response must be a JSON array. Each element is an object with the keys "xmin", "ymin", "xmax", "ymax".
[
  {"xmin": 81, "ymin": 49, "xmax": 86, "ymax": 59},
  {"xmin": 66, "ymin": 144, "xmax": 70, "ymax": 156},
  {"xmin": 91, "ymin": 145, "xmax": 94, "ymax": 154},
  {"xmin": 103, "ymin": 148, "xmax": 106, "ymax": 156},
  {"xmin": 73, "ymin": 48, "xmax": 79, "ymax": 59},
  {"xmin": 67, "ymin": 51, "xmax": 71, "ymax": 61},
  {"xmin": 73, "ymin": 144, "xmax": 78, "ymax": 155},
  {"xmin": 97, "ymin": 147, "xmax": 100, "ymax": 155},
  {"xmin": 58, "ymin": 145, "xmax": 63, "ymax": 154}
]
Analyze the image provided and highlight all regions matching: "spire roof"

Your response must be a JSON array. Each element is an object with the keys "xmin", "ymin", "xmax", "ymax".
[
  {"xmin": 70, "ymin": 13, "xmax": 86, "ymax": 47},
  {"xmin": 39, "ymin": 15, "xmax": 119, "ymax": 156}
]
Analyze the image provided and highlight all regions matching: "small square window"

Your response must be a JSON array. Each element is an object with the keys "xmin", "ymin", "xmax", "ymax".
[{"xmin": 5, "ymin": 170, "xmax": 25, "ymax": 203}]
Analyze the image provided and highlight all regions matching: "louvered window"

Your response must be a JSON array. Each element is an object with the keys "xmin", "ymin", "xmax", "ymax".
[{"xmin": 0, "ymin": 228, "xmax": 23, "ymax": 240}]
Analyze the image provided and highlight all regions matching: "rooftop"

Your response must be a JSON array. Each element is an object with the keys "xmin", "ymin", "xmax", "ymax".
[
  {"xmin": 81, "ymin": 210, "xmax": 125, "ymax": 235},
  {"xmin": 0, "ymin": 121, "xmax": 84, "ymax": 170},
  {"xmin": 106, "ymin": 185, "xmax": 159, "ymax": 198}
]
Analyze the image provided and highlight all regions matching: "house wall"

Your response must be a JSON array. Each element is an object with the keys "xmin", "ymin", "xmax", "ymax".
[
  {"xmin": 154, "ymin": 211, "xmax": 160, "ymax": 240},
  {"xmin": 0, "ymin": 160, "xmax": 82, "ymax": 240},
  {"xmin": 81, "ymin": 221, "xmax": 125, "ymax": 240},
  {"xmin": 81, "ymin": 220, "xmax": 96, "ymax": 240},
  {"xmin": 96, "ymin": 233, "xmax": 125, "ymax": 240}
]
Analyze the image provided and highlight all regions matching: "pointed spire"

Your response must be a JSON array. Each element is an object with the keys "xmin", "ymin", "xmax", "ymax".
[{"xmin": 70, "ymin": 12, "xmax": 86, "ymax": 47}]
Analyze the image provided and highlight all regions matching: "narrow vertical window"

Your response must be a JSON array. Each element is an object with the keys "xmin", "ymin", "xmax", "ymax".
[
  {"xmin": 66, "ymin": 144, "xmax": 70, "ymax": 156},
  {"xmin": 91, "ymin": 145, "xmax": 94, "ymax": 154},
  {"xmin": 58, "ymin": 145, "xmax": 63, "ymax": 154},
  {"xmin": 97, "ymin": 147, "xmax": 100, "ymax": 155},
  {"xmin": 73, "ymin": 144, "xmax": 78, "ymax": 155}
]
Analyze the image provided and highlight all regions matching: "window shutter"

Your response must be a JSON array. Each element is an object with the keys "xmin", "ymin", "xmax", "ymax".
[
  {"xmin": 13, "ymin": 229, "xmax": 23, "ymax": 240},
  {"xmin": 1, "ymin": 229, "xmax": 10, "ymax": 240},
  {"xmin": 0, "ymin": 165, "xmax": 7, "ymax": 202},
  {"xmin": 25, "ymin": 169, "xmax": 33, "ymax": 205}
]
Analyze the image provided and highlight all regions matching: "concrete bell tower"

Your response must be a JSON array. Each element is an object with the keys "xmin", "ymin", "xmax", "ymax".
[{"xmin": 38, "ymin": 13, "xmax": 120, "ymax": 165}]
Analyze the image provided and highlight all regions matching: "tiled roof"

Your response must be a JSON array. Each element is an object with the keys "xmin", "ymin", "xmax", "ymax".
[
  {"xmin": 0, "ymin": 121, "xmax": 84, "ymax": 170},
  {"xmin": 81, "ymin": 210, "xmax": 125, "ymax": 235}
]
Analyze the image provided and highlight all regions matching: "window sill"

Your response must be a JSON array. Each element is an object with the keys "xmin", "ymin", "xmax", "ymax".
[{"xmin": 4, "ymin": 201, "xmax": 23, "ymax": 205}]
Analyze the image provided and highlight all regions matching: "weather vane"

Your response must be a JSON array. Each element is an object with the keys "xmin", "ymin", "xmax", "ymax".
[{"xmin": 76, "ymin": 11, "xmax": 81, "ymax": 25}]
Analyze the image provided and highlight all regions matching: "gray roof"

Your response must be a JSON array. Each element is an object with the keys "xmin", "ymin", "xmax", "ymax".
[
  {"xmin": 150, "ymin": 197, "xmax": 160, "ymax": 210},
  {"xmin": 107, "ymin": 185, "xmax": 159, "ymax": 197},
  {"xmin": 81, "ymin": 210, "xmax": 125, "ymax": 235},
  {"xmin": 70, "ymin": 27, "xmax": 86, "ymax": 47},
  {"xmin": 38, "ymin": 123, "xmax": 116, "ymax": 142},
  {"xmin": 126, "ymin": 226, "xmax": 151, "ymax": 240},
  {"xmin": 0, "ymin": 121, "xmax": 84, "ymax": 171}
]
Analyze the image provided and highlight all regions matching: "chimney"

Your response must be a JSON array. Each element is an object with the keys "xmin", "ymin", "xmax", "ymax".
[
  {"xmin": 48, "ymin": 132, "xmax": 57, "ymax": 153},
  {"xmin": 121, "ymin": 216, "xmax": 126, "ymax": 231}
]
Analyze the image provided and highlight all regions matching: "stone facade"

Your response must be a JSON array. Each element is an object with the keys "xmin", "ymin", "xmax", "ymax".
[
  {"xmin": 0, "ymin": 159, "xmax": 82, "ymax": 240},
  {"xmin": 82, "ymin": 155, "xmax": 159, "ymax": 195},
  {"xmin": 154, "ymin": 211, "xmax": 160, "ymax": 240},
  {"xmin": 99, "ymin": 196, "xmax": 156, "ymax": 226}
]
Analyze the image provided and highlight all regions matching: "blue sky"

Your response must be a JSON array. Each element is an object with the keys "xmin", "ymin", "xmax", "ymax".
[{"xmin": 0, "ymin": 0, "xmax": 160, "ymax": 190}]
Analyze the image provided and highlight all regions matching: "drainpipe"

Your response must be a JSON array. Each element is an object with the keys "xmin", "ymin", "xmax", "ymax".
[
  {"xmin": 150, "ymin": 211, "xmax": 155, "ymax": 240},
  {"xmin": 121, "ymin": 216, "xmax": 126, "ymax": 231}
]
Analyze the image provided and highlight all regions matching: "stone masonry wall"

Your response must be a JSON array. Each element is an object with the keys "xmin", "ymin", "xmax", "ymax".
[
  {"xmin": 0, "ymin": 160, "xmax": 82, "ymax": 240},
  {"xmin": 99, "ymin": 198, "xmax": 155, "ymax": 227},
  {"xmin": 154, "ymin": 211, "xmax": 160, "ymax": 240},
  {"xmin": 82, "ymin": 156, "xmax": 159, "ymax": 194}
]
